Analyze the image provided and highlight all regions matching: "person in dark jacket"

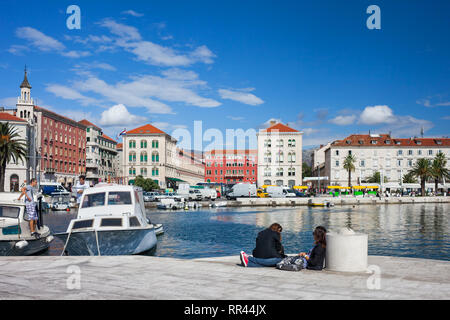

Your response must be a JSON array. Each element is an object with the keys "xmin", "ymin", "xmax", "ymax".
[
  {"xmin": 240, "ymin": 223, "xmax": 287, "ymax": 267},
  {"xmin": 299, "ymin": 226, "xmax": 327, "ymax": 270}
]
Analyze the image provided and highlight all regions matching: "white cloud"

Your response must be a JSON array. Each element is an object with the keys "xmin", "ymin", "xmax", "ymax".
[
  {"xmin": 45, "ymin": 84, "xmax": 100, "ymax": 106},
  {"xmin": 0, "ymin": 97, "xmax": 19, "ymax": 108},
  {"xmin": 121, "ymin": 10, "xmax": 144, "ymax": 17},
  {"xmin": 99, "ymin": 19, "xmax": 216, "ymax": 67},
  {"xmin": 218, "ymin": 88, "xmax": 264, "ymax": 106},
  {"xmin": 329, "ymin": 115, "xmax": 356, "ymax": 126},
  {"xmin": 99, "ymin": 104, "xmax": 147, "ymax": 127},
  {"xmin": 7, "ymin": 45, "xmax": 29, "ymax": 56},
  {"xmin": 359, "ymin": 105, "xmax": 396, "ymax": 125},
  {"xmin": 16, "ymin": 27, "xmax": 65, "ymax": 52}
]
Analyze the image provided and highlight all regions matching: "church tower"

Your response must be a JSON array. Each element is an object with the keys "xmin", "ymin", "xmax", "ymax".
[{"xmin": 16, "ymin": 66, "xmax": 34, "ymax": 120}]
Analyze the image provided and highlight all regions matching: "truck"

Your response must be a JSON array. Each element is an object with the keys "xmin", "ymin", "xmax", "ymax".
[
  {"xmin": 200, "ymin": 188, "xmax": 217, "ymax": 201},
  {"xmin": 226, "ymin": 183, "xmax": 257, "ymax": 200}
]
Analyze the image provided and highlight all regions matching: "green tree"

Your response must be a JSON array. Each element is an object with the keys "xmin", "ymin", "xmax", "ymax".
[
  {"xmin": 133, "ymin": 175, "xmax": 159, "ymax": 192},
  {"xmin": 408, "ymin": 158, "xmax": 432, "ymax": 196},
  {"xmin": 402, "ymin": 171, "xmax": 418, "ymax": 184},
  {"xmin": 430, "ymin": 152, "xmax": 450, "ymax": 193},
  {"xmin": 367, "ymin": 171, "xmax": 388, "ymax": 183},
  {"xmin": 343, "ymin": 154, "xmax": 356, "ymax": 187},
  {"xmin": 302, "ymin": 162, "xmax": 312, "ymax": 178},
  {"xmin": 0, "ymin": 122, "xmax": 27, "ymax": 192}
]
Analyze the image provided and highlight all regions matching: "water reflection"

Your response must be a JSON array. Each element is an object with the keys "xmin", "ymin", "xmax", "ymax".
[{"xmin": 39, "ymin": 204, "xmax": 449, "ymax": 260}]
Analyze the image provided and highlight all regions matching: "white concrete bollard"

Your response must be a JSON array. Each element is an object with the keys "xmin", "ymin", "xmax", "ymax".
[{"xmin": 325, "ymin": 228, "xmax": 368, "ymax": 272}]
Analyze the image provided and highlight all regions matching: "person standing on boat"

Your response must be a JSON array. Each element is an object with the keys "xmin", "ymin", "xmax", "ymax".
[
  {"xmin": 17, "ymin": 178, "xmax": 40, "ymax": 238},
  {"xmin": 74, "ymin": 175, "xmax": 89, "ymax": 205}
]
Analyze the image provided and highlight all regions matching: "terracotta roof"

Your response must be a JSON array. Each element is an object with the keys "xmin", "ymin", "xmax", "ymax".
[
  {"xmin": 116, "ymin": 143, "xmax": 123, "ymax": 149},
  {"xmin": 101, "ymin": 133, "xmax": 117, "ymax": 143},
  {"xmin": 0, "ymin": 112, "xmax": 27, "ymax": 122},
  {"xmin": 35, "ymin": 106, "xmax": 86, "ymax": 129},
  {"xmin": 126, "ymin": 124, "xmax": 166, "ymax": 135},
  {"xmin": 78, "ymin": 119, "xmax": 102, "ymax": 131},
  {"xmin": 331, "ymin": 134, "xmax": 450, "ymax": 147},
  {"xmin": 262, "ymin": 122, "xmax": 299, "ymax": 133}
]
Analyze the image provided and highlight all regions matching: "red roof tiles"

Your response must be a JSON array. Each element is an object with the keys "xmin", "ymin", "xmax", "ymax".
[
  {"xmin": 262, "ymin": 122, "xmax": 299, "ymax": 133},
  {"xmin": 126, "ymin": 124, "xmax": 166, "ymax": 135},
  {"xmin": 332, "ymin": 134, "xmax": 450, "ymax": 147},
  {"xmin": 0, "ymin": 112, "xmax": 27, "ymax": 122}
]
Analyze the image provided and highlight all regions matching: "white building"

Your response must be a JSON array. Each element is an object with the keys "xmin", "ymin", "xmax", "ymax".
[
  {"xmin": 122, "ymin": 124, "xmax": 204, "ymax": 188},
  {"xmin": 0, "ymin": 112, "xmax": 29, "ymax": 192},
  {"xmin": 322, "ymin": 133, "xmax": 450, "ymax": 188},
  {"xmin": 79, "ymin": 119, "xmax": 118, "ymax": 185},
  {"xmin": 257, "ymin": 120, "xmax": 303, "ymax": 187}
]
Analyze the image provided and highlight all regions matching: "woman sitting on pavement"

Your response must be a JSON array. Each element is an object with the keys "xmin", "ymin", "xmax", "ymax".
[
  {"xmin": 298, "ymin": 226, "xmax": 327, "ymax": 270},
  {"xmin": 240, "ymin": 223, "xmax": 287, "ymax": 267}
]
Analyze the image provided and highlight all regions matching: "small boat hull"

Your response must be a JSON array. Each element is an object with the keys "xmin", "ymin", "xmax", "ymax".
[
  {"xmin": 0, "ymin": 237, "xmax": 50, "ymax": 256},
  {"xmin": 55, "ymin": 227, "xmax": 157, "ymax": 256}
]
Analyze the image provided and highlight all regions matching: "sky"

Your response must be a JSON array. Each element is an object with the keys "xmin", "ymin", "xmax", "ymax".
[{"xmin": 0, "ymin": 0, "xmax": 449, "ymax": 150}]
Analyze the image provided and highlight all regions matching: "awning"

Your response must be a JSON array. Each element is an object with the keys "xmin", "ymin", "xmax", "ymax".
[
  {"xmin": 293, "ymin": 186, "xmax": 308, "ymax": 190},
  {"xmin": 167, "ymin": 177, "xmax": 185, "ymax": 182}
]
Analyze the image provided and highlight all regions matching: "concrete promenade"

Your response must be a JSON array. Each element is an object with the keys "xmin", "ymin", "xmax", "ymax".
[
  {"xmin": 0, "ymin": 255, "xmax": 448, "ymax": 300},
  {"xmin": 145, "ymin": 196, "xmax": 450, "ymax": 208}
]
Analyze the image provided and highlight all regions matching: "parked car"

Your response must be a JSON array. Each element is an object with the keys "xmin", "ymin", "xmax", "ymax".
[{"xmin": 143, "ymin": 191, "xmax": 159, "ymax": 202}]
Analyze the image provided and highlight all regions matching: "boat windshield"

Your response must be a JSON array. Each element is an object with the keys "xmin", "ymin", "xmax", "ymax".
[
  {"xmin": 81, "ymin": 192, "xmax": 106, "ymax": 208},
  {"xmin": 108, "ymin": 192, "xmax": 132, "ymax": 205},
  {"xmin": 0, "ymin": 206, "xmax": 20, "ymax": 218}
]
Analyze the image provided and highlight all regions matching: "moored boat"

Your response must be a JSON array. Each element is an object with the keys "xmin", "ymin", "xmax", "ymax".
[{"xmin": 55, "ymin": 184, "xmax": 157, "ymax": 256}]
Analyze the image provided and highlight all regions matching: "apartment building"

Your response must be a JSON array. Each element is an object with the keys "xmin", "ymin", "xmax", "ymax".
[
  {"xmin": 323, "ymin": 133, "xmax": 450, "ymax": 187},
  {"xmin": 256, "ymin": 120, "xmax": 303, "ymax": 187},
  {"xmin": 204, "ymin": 149, "xmax": 257, "ymax": 184}
]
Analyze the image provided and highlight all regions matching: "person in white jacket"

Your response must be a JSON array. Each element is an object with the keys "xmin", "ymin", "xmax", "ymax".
[{"xmin": 74, "ymin": 175, "xmax": 89, "ymax": 205}]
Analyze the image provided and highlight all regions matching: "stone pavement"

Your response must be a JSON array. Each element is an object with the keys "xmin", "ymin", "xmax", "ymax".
[{"xmin": 0, "ymin": 255, "xmax": 448, "ymax": 300}]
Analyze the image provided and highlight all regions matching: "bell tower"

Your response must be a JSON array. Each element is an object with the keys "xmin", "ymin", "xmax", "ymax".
[{"xmin": 16, "ymin": 66, "xmax": 34, "ymax": 120}]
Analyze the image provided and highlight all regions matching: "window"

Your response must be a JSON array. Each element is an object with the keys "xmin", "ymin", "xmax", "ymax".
[
  {"xmin": 129, "ymin": 216, "xmax": 141, "ymax": 227},
  {"xmin": 152, "ymin": 167, "xmax": 159, "ymax": 176},
  {"xmin": 152, "ymin": 140, "xmax": 159, "ymax": 148},
  {"xmin": 335, "ymin": 160, "xmax": 339, "ymax": 167},
  {"xmin": 108, "ymin": 192, "xmax": 132, "ymax": 205},
  {"xmin": 140, "ymin": 152, "xmax": 148, "ymax": 163},
  {"xmin": 288, "ymin": 152, "xmax": 296, "ymax": 163},
  {"xmin": 335, "ymin": 150, "xmax": 339, "ymax": 156},
  {"xmin": 428, "ymin": 150, "xmax": 433, "ymax": 156},
  {"xmin": 0, "ymin": 206, "xmax": 20, "ymax": 218},
  {"xmin": 360, "ymin": 160, "xmax": 365, "ymax": 167},
  {"xmin": 81, "ymin": 193, "xmax": 106, "ymax": 208},
  {"xmin": 264, "ymin": 151, "xmax": 272, "ymax": 163},
  {"xmin": 140, "ymin": 140, "xmax": 147, "ymax": 148},
  {"xmin": 152, "ymin": 152, "xmax": 159, "ymax": 162},
  {"xmin": 72, "ymin": 219, "xmax": 94, "ymax": 229},
  {"xmin": 129, "ymin": 140, "xmax": 136, "ymax": 148},
  {"xmin": 140, "ymin": 168, "xmax": 147, "ymax": 176},
  {"xmin": 288, "ymin": 168, "xmax": 296, "ymax": 176},
  {"xmin": 276, "ymin": 139, "xmax": 284, "ymax": 147},
  {"xmin": 129, "ymin": 167, "xmax": 136, "ymax": 175},
  {"xmin": 129, "ymin": 152, "xmax": 136, "ymax": 162},
  {"xmin": 397, "ymin": 150, "xmax": 403, "ymax": 156},
  {"xmin": 100, "ymin": 218, "xmax": 122, "ymax": 227},
  {"xmin": 276, "ymin": 168, "xmax": 284, "ymax": 177},
  {"xmin": 264, "ymin": 139, "xmax": 271, "ymax": 147},
  {"xmin": 276, "ymin": 151, "xmax": 284, "ymax": 163}
]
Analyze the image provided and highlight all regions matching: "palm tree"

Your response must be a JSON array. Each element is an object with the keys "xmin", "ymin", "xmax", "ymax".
[
  {"xmin": 408, "ymin": 158, "xmax": 432, "ymax": 196},
  {"xmin": 343, "ymin": 154, "xmax": 356, "ymax": 188},
  {"xmin": 402, "ymin": 171, "xmax": 418, "ymax": 184},
  {"xmin": 431, "ymin": 152, "xmax": 450, "ymax": 194},
  {"xmin": 0, "ymin": 122, "xmax": 27, "ymax": 192}
]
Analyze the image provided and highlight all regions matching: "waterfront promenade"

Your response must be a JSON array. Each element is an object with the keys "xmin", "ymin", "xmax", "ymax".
[
  {"xmin": 0, "ymin": 255, "xmax": 448, "ymax": 299},
  {"xmin": 144, "ymin": 196, "xmax": 450, "ymax": 208}
]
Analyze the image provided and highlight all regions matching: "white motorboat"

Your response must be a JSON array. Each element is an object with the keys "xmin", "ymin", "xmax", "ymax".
[
  {"xmin": 209, "ymin": 201, "xmax": 227, "ymax": 208},
  {"xmin": 0, "ymin": 193, "xmax": 54, "ymax": 256},
  {"xmin": 55, "ymin": 184, "xmax": 157, "ymax": 256}
]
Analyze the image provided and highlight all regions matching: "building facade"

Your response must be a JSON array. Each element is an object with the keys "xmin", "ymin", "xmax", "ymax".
[
  {"xmin": 204, "ymin": 149, "xmax": 257, "ymax": 184},
  {"xmin": 122, "ymin": 124, "xmax": 204, "ymax": 188},
  {"xmin": 256, "ymin": 121, "xmax": 303, "ymax": 187},
  {"xmin": 0, "ymin": 112, "xmax": 29, "ymax": 192},
  {"xmin": 8, "ymin": 69, "xmax": 87, "ymax": 187},
  {"xmin": 79, "ymin": 119, "xmax": 118, "ymax": 185},
  {"xmin": 322, "ymin": 134, "xmax": 450, "ymax": 187}
]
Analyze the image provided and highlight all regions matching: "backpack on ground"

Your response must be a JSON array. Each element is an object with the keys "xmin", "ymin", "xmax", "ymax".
[{"xmin": 276, "ymin": 255, "xmax": 305, "ymax": 271}]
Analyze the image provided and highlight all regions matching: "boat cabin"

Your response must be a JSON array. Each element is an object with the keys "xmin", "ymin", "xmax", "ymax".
[{"xmin": 74, "ymin": 184, "xmax": 148, "ymax": 231}]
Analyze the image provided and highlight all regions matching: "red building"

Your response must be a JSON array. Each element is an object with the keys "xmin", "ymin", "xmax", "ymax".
[
  {"xmin": 13, "ymin": 69, "xmax": 87, "ymax": 186},
  {"xmin": 204, "ymin": 149, "xmax": 257, "ymax": 184}
]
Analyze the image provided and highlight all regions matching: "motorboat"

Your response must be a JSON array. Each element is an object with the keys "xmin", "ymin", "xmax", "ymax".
[
  {"xmin": 50, "ymin": 192, "xmax": 71, "ymax": 211},
  {"xmin": 307, "ymin": 199, "xmax": 334, "ymax": 207},
  {"xmin": 154, "ymin": 223, "xmax": 164, "ymax": 235},
  {"xmin": 209, "ymin": 201, "xmax": 227, "ymax": 208},
  {"xmin": 54, "ymin": 184, "xmax": 157, "ymax": 256},
  {"xmin": 157, "ymin": 198, "xmax": 184, "ymax": 210},
  {"xmin": 0, "ymin": 193, "xmax": 54, "ymax": 256}
]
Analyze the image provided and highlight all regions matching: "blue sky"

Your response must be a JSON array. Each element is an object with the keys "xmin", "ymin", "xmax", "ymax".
[{"xmin": 0, "ymin": 0, "xmax": 449, "ymax": 149}]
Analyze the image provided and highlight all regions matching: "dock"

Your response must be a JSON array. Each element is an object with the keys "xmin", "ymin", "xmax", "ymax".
[{"xmin": 0, "ymin": 255, "xmax": 448, "ymax": 299}]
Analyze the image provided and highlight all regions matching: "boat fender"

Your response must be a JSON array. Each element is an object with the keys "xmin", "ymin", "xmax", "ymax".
[
  {"xmin": 46, "ymin": 235, "xmax": 54, "ymax": 243},
  {"xmin": 15, "ymin": 240, "xmax": 29, "ymax": 249}
]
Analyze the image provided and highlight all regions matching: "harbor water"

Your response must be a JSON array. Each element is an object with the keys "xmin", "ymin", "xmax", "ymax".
[{"xmin": 41, "ymin": 203, "xmax": 449, "ymax": 261}]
